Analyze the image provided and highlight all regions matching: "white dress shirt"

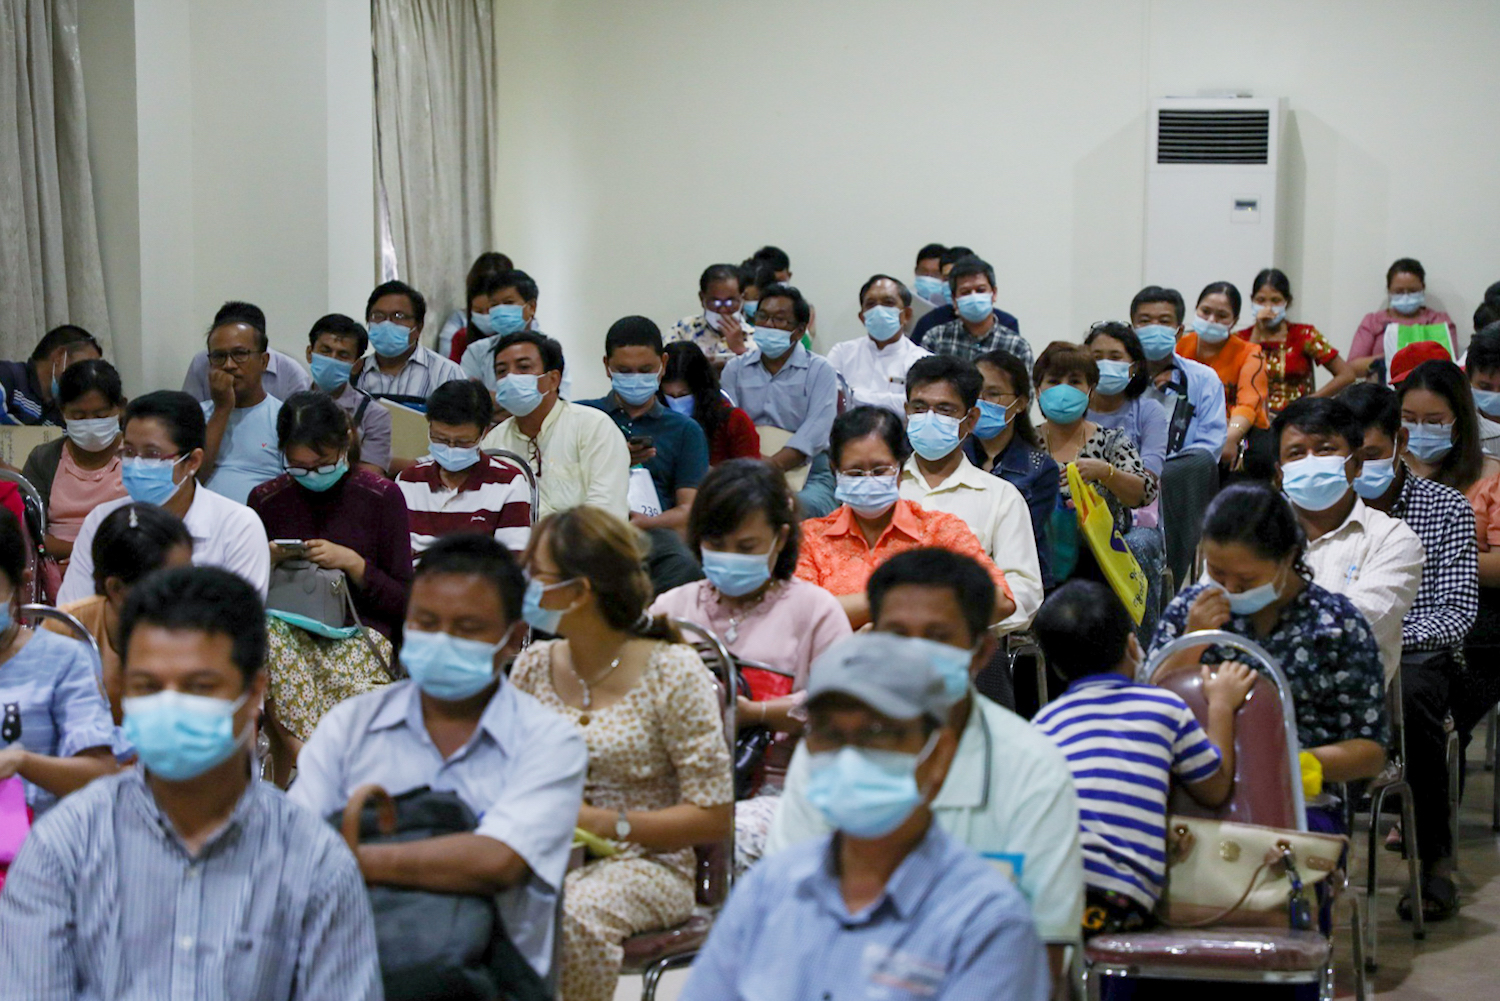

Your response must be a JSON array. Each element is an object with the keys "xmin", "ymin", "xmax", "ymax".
[
  {"xmin": 1303, "ymin": 497, "xmax": 1424, "ymax": 683},
  {"xmin": 481, "ymin": 399, "xmax": 630, "ymax": 519},
  {"xmin": 898, "ymin": 454, "xmax": 1044, "ymax": 630},
  {"xmin": 58, "ymin": 484, "xmax": 271, "ymax": 603},
  {"xmin": 826, "ymin": 334, "xmax": 932, "ymax": 415}
]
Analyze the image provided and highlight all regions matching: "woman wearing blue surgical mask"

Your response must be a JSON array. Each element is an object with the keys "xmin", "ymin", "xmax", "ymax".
[
  {"xmin": 511, "ymin": 506, "xmax": 732, "ymax": 1001},
  {"xmin": 1350, "ymin": 258, "xmax": 1459, "ymax": 379},
  {"xmin": 651, "ymin": 460, "xmax": 851, "ymax": 871},
  {"xmin": 0, "ymin": 506, "xmax": 119, "ymax": 817},
  {"xmin": 1236, "ymin": 268, "xmax": 1352, "ymax": 417},
  {"xmin": 1034, "ymin": 342, "xmax": 1155, "ymax": 585},
  {"xmin": 660, "ymin": 341, "xmax": 761, "ymax": 465},
  {"xmin": 1177, "ymin": 281, "xmax": 1270, "ymax": 471},
  {"xmin": 1396, "ymin": 358, "xmax": 1500, "ymax": 496},
  {"xmin": 1151, "ymin": 483, "xmax": 1389, "ymax": 796},
  {"xmin": 21, "ymin": 359, "xmax": 128, "ymax": 563}
]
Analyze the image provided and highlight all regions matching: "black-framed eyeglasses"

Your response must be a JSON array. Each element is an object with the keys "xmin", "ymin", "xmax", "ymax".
[{"xmin": 208, "ymin": 348, "xmax": 260, "ymax": 367}]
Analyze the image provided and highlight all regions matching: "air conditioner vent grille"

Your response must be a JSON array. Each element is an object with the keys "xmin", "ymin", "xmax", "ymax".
[{"xmin": 1156, "ymin": 109, "xmax": 1269, "ymax": 164}]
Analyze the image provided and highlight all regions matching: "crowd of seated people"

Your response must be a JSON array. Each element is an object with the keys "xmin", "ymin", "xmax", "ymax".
[{"xmin": 0, "ymin": 249, "xmax": 1497, "ymax": 999}]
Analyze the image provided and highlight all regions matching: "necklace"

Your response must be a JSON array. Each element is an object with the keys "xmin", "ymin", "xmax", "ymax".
[
  {"xmin": 716, "ymin": 582, "xmax": 776, "ymax": 643},
  {"xmin": 569, "ymin": 652, "xmax": 623, "ymax": 725}
]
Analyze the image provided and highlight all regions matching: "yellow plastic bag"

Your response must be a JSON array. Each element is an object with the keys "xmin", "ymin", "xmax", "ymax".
[{"xmin": 1066, "ymin": 462, "xmax": 1148, "ymax": 624}]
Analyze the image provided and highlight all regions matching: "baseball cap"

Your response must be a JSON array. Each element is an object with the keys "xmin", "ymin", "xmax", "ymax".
[
  {"xmin": 1390, "ymin": 341, "xmax": 1453, "ymax": 384},
  {"xmin": 806, "ymin": 633, "xmax": 958, "ymax": 723}
]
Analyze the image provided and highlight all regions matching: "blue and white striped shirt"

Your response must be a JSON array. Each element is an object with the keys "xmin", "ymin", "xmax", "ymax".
[
  {"xmin": 0, "ymin": 767, "xmax": 381, "ymax": 1001},
  {"xmin": 1033, "ymin": 674, "xmax": 1220, "ymax": 910}
]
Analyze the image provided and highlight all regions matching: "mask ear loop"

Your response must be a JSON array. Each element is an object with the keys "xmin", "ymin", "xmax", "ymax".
[{"xmin": 913, "ymin": 727, "xmax": 946, "ymax": 803}]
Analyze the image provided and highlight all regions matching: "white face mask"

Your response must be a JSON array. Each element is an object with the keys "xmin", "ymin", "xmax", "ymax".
[{"xmin": 66, "ymin": 416, "xmax": 121, "ymax": 453}]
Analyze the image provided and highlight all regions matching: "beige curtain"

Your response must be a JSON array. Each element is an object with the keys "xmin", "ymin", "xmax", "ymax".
[
  {"xmin": 373, "ymin": 0, "xmax": 494, "ymax": 343},
  {"xmin": 0, "ymin": 0, "xmax": 108, "ymax": 359}
]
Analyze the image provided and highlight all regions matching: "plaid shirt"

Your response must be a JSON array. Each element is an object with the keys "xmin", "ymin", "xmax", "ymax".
[
  {"xmin": 1392, "ymin": 472, "xmax": 1478, "ymax": 652},
  {"xmin": 920, "ymin": 316, "xmax": 1032, "ymax": 370}
]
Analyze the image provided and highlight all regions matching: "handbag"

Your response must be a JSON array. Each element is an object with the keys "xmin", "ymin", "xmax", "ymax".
[
  {"xmin": 1066, "ymin": 462, "xmax": 1147, "ymax": 624},
  {"xmin": 335, "ymin": 785, "xmax": 551, "ymax": 1001},
  {"xmin": 267, "ymin": 561, "xmax": 394, "ymax": 679},
  {"xmin": 1158, "ymin": 816, "xmax": 1346, "ymax": 928}
]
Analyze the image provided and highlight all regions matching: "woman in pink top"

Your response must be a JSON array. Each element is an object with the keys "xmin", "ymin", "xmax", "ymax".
[{"xmin": 1349, "ymin": 258, "xmax": 1458, "ymax": 377}]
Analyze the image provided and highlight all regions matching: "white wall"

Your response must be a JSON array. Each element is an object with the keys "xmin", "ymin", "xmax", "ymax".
[
  {"xmin": 80, "ymin": 0, "xmax": 376, "ymax": 395},
  {"xmin": 492, "ymin": 0, "xmax": 1500, "ymax": 400}
]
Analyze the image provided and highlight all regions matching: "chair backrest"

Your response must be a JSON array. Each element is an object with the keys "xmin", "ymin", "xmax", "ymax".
[
  {"xmin": 18, "ymin": 604, "xmax": 105, "ymax": 686},
  {"xmin": 1146, "ymin": 629, "xmax": 1305, "ymax": 831},
  {"xmin": 481, "ymin": 448, "xmax": 539, "ymax": 525},
  {"xmin": 669, "ymin": 618, "xmax": 737, "ymax": 908},
  {"xmin": 0, "ymin": 471, "xmax": 45, "ymax": 604}
]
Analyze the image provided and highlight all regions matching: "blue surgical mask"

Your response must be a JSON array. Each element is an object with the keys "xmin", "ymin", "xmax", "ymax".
[
  {"xmin": 665, "ymin": 393, "xmax": 696, "ymax": 418},
  {"xmin": 914, "ymin": 275, "xmax": 946, "ymax": 305},
  {"xmin": 1404, "ymin": 421, "xmax": 1454, "ymax": 463},
  {"xmin": 955, "ymin": 292, "xmax": 993, "ymax": 323},
  {"xmin": 902, "ymin": 635, "xmax": 975, "ymax": 702},
  {"xmin": 309, "ymin": 352, "xmax": 353, "ymax": 391},
  {"xmin": 940, "ymin": 283, "xmax": 953, "ymax": 305},
  {"xmin": 753, "ymin": 326, "xmax": 793, "ymax": 359},
  {"xmin": 1474, "ymin": 387, "xmax": 1500, "ymax": 419},
  {"xmin": 469, "ymin": 310, "xmax": 494, "ymax": 336},
  {"xmin": 489, "ymin": 304, "xmax": 528, "ymax": 336},
  {"xmin": 121, "ymin": 456, "xmax": 188, "ymax": 506},
  {"xmin": 1390, "ymin": 291, "xmax": 1425, "ymax": 316},
  {"xmin": 495, "ymin": 373, "xmax": 546, "ymax": 416},
  {"xmin": 972, "ymin": 400, "xmax": 1010, "ymax": 440},
  {"xmin": 611, "ymin": 371, "xmax": 661, "ymax": 407},
  {"xmin": 742, "ymin": 300, "xmax": 759, "ymax": 320},
  {"xmin": 863, "ymin": 305, "xmax": 903, "ymax": 343},
  {"xmin": 701, "ymin": 548, "xmax": 774, "ymax": 598},
  {"xmin": 1207, "ymin": 569, "xmax": 1284, "ymax": 616},
  {"xmin": 401, "ymin": 627, "xmax": 512, "ymax": 701},
  {"xmin": 1280, "ymin": 454, "xmax": 1351, "ymax": 512},
  {"xmin": 368, "ymin": 320, "xmax": 414, "ymax": 358},
  {"xmin": 835, "ymin": 474, "xmax": 900, "ymax": 519},
  {"xmin": 906, "ymin": 411, "xmax": 962, "ymax": 461},
  {"xmin": 1095, "ymin": 359, "xmax": 1133, "ymax": 396},
  {"xmin": 1136, "ymin": 324, "xmax": 1179, "ymax": 361},
  {"xmin": 429, "ymin": 442, "xmax": 481, "ymax": 472},
  {"xmin": 122, "ymin": 689, "xmax": 250, "ymax": 782},
  {"xmin": 1353, "ymin": 457, "xmax": 1397, "ymax": 499},
  {"xmin": 806, "ymin": 737, "xmax": 936, "ymax": 839},
  {"xmin": 289, "ymin": 458, "xmax": 349, "ymax": 493},
  {"xmin": 1190, "ymin": 314, "xmax": 1230, "ymax": 344},
  {"xmin": 522, "ymin": 577, "xmax": 578, "ymax": 635},
  {"xmin": 1038, "ymin": 383, "xmax": 1090, "ymax": 424}
]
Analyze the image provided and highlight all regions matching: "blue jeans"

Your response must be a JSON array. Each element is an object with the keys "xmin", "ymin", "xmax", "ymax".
[{"xmin": 796, "ymin": 453, "xmax": 837, "ymax": 519}]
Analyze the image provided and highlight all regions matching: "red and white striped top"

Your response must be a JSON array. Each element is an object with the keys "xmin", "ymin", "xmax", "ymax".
[{"xmin": 395, "ymin": 454, "xmax": 532, "ymax": 555}]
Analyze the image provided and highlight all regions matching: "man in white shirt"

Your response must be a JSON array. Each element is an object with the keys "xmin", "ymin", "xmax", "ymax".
[
  {"xmin": 481, "ymin": 331, "xmax": 630, "ymax": 519},
  {"xmin": 827, "ymin": 274, "xmax": 932, "ymax": 415},
  {"xmin": 355, "ymin": 280, "xmax": 466, "ymax": 405},
  {"xmin": 897, "ymin": 355, "xmax": 1043, "ymax": 630},
  {"xmin": 199, "ymin": 302, "xmax": 285, "ymax": 504},
  {"xmin": 59, "ymin": 391, "xmax": 271, "ymax": 603},
  {"xmin": 1272, "ymin": 397, "xmax": 1422, "ymax": 680}
]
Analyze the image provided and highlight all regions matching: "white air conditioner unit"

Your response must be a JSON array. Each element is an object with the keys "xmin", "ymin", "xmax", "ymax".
[{"xmin": 1143, "ymin": 97, "xmax": 1284, "ymax": 323}]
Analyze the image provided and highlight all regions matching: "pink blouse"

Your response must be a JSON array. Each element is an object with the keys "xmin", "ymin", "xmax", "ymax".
[
  {"xmin": 49, "ymin": 450, "xmax": 125, "ymax": 542},
  {"xmin": 1349, "ymin": 307, "xmax": 1457, "ymax": 361}
]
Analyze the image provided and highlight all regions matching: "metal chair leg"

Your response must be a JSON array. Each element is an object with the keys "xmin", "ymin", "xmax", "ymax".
[
  {"xmin": 1448, "ymin": 728, "xmax": 1462, "ymax": 867},
  {"xmin": 1400, "ymin": 785, "xmax": 1425, "ymax": 940},
  {"xmin": 1486, "ymin": 706, "xmax": 1496, "ymax": 771},
  {"xmin": 1350, "ymin": 889, "xmax": 1369, "ymax": 1001}
]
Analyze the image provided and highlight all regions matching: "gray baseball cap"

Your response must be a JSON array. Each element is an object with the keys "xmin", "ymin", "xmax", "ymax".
[{"xmin": 806, "ymin": 633, "xmax": 958, "ymax": 722}]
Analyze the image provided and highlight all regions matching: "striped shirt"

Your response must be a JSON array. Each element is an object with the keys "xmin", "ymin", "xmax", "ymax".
[
  {"xmin": 353, "ymin": 345, "xmax": 466, "ymax": 401},
  {"xmin": 0, "ymin": 767, "xmax": 381, "ymax": 1001},
  {"xmin": 1033, "ymin": 674, "xmax": 1220, "ymax": 910},
  {"xmin": 396, "ymin": 453, "xmax": 531, "ymax": 553}
]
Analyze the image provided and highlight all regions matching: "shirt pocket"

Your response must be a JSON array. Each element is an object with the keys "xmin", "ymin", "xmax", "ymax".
[{"xmin": 224, "ymin": 933, "xmax": 298, "ymax": 1001}]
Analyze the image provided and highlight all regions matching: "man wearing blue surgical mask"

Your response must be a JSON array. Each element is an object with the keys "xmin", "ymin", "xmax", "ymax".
[
  {"xmin": 354, "ymin": 280, "xmax": 466, "ymax": 408},
  {"xmin": 685, "ymin": 629, "xmax": 1049, "ymax": 1001},
  {"xmin": 899, "ymin": 355, "xmax": 1043, "ymax": 631},
  {"xmin": 458, "ymin": 269, "xmax": 544, "ymax": 392},
  {"xmin": 305, "ymin": 313, "xmax": 393, "ymax": 475},
  {"xmin": 0, "ymin": 566, "xmax": 382, "ymax": 998},
  {"xmin": 769, "ymin": 548, "xmax": 1083, "ymax": 981},
  {"xmin": 910, "ymin": 245, "xmax": 1024, "ymax": 348},
  {"xmin": 291, "ymin": 535, "xmax": 587, "ymax": 981},
  {"xmin": 1272, "ymin": 396, "xmax": 1422, "ymax": 683},
  {"xmin": 918, "ymin": 255, "xmax": 1032, "ymax": 370},
  {"xmin": 827, "ymin": 274, "xmax": 931, "ymax": 416}
]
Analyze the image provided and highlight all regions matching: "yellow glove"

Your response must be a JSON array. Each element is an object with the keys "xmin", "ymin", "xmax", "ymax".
[{"xmin": 1299, "ymin": 751, "xmax": 1323, "ymax": 799}]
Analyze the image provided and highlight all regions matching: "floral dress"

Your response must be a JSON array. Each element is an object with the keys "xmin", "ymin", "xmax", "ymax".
[{"xmin": 1234, "ymin": 323, "xmax": 1339, "ymax": 415}]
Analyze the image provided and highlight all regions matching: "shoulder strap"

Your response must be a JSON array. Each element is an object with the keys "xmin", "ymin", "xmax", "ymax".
[{"xmin": 351, "ymin": 389, "xmax": 372, "ymax": 428}]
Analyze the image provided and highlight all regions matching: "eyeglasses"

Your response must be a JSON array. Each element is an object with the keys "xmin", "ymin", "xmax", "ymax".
[
  {"xmin": 429, "ymin": 434, "xmax": 482, "ymax": 449},
  {"xmin": 839, "ymin": 465, "xmax": 899, "ymax": 478},
  {"xmin": 754, "ymin": 316, "xmax": 797, "ymax": 331},
  {"xmin": 705, "ymin": 298, "xmax": 740, "ymax": 310},
  {"xmin": 907, "ymin": 402, "xmax": 967, "ymax": 419},
  {"xmin": 367, "ymin": 310, "xmax": 416, "ymax": 325},
  {"xmin": 121, "ymin": 448, "xmax": 181, "ymax": 461},
  {"xmin": 805, "ymin": 720, "xmax": 923, "ymax": 753},
  {"xmin": 284, "ymin": 454, "xmax": 345, "ymax": 477},
  {"xmin": 208, "ymin": 348, "xmax": 260, "ymax": 367}
]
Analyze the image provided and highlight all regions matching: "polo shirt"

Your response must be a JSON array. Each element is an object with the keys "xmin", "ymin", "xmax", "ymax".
[
  {"xmin": 1143, "ymin": 352, "xmax": 1228, "ymax": 458},
  {"xmin": 200, "ymin": 395, "xmax": 285, "ymax": 504},
  {"xmin": 911, "ymin": 303, "xmax": 1022, "ymax": 343},
  {"xmin": 719, "ymin": 344, "xmax": 838, "ymax": 458},
  {"xmin": 683, "ymin": 822, "xmax": 1047, "ymax": 1001},
  {"xmin": 396, "ymin": 453, "xmax": 532, "ymax": 553},
  {"xmin": 354, "ymin": 345, "xmax": 465, "ymax": 403},
  {"xmin": 577, "ymin": 395, "xmax": 709, "ymax": 511},
  {"xmin": 898, "ymin": 454, "xmax": 1043, "ymax": 630},
  {"xmin": 58, "ymin": 482, "xmax": 271, "ymax": 603},
  {"xmin": 767, "ymin": 691, "xmax": 1084, "ymax": 943},
  {"xmin": 480, "ymin": 400, "xmax": 630, "ymax": 519},
  {"xmin": 288, "ymin": 678, "xmax": 587, "ymax": 977},
  {"xmin": 181, "ymin": 349, "xmax": 312, "ymax": 404},
  {"xmin": 826, "ymin": 334, "xmax": 932, "ymax": 415},
  {"xmin": 333, "ymin": 382, "xmax": 393, "ymax": 472}
]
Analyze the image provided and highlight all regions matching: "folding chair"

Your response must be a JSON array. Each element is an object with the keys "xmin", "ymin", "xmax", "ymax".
[
  {"xmin": 1363, "ymin": 665, "xmax": 1424, "ymax": 965},
  {"xmin": 0, "ymin": 471, "xmax": 47, "ymax": 604},
  {"xmin": 1083, "ymin": 629, "xmax": 1366, "ymax": 1001},
  {"xmin": 618, "ymin": 619, "xmax": 737, "ymax": 1001},
  {"xmin": 18, "ymin": 604, "xmax": 103, "ymax": 682},
  {"xmin": 481, "ymin": 448, "xmax": 539, "ymax": 525}
]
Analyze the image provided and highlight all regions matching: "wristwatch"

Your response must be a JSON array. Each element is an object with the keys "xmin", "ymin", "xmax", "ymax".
[{"xmin": 614, "ymin": 808, "xmax": 632, "ymax": 841}]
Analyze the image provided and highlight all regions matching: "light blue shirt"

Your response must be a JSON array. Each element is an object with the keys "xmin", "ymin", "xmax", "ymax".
[
  {"xmin": 719, "ymin": 344, "xmax": 838, "ymax": 458},
  {"xmin": 200, "ymin": 395, "xmax": 284, "ymax": 504},
  {"xmin": 1145, "ymin": 353, "xmax": 1227, "ymax": 458},
  {"xmin": 287, "ymin": 677, "xmax": 588, "ymax": 977},
  {"xmin": 681, "ymin": 823, "xmax": 1049, "ymax": 1001},
  {"xmin": 1089, "ymin": 395, "xmax": 1169, "ymax": 477}
]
